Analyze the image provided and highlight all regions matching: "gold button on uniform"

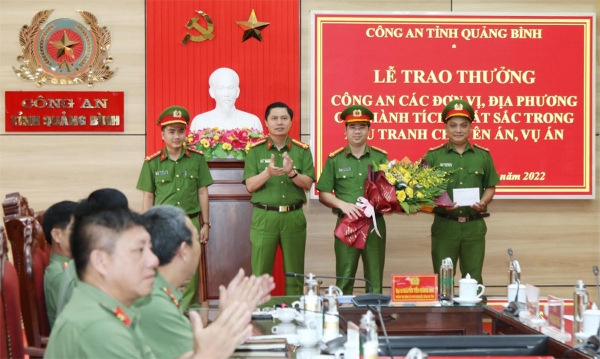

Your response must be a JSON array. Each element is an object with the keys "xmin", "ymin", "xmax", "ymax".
[
  {"xmin": 459, "ymin": 210, "xmax": 463, "ymax": 214},
  {"xmin": 282, "ymin": 195, "xmax": 286, "ymax": 198},
  {"xmin": 161, "ymin": 180, "xmax": 165, "ymax": 183},
  {"xmin": 177, "ymin": 202, "xmax": 180, "ymax": 205},
  {"xmin": 475, "ymin": 171, "xmax": 478, "ymax": 174},
  {"xmin": 177, "ymin": 188, "xmax": 180, "ymax": 191},
  {"xmin": 460, "ymin": 168, "xmax": 463, "ymax": 170},
  {"xmin": 359, "ymin": 173, "xmax": 362, "ymax": 176},
  {"xmin": 343, "ymin": 175, "xmax": 346, "ymax": 179},
  {"xmin": 176, "ymin": 175, "xmax": 180, "ymax": 178},
  {"xmin": 281, "ymin": 181, "xmax": 284, "ymax": 184},
  {"xmin": 460, "ymin": 182, "xmax": 463, "ymax": 185},
  {"xmin": 191, "ymin": 175, "xmax": 194, "ymax": 178}
]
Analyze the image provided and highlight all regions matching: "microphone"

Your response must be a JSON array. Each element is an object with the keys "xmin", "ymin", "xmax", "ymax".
[
  {"xmin": 594, "ymin": 266, "xmax": 600, "ymax": 337},
  {"xmin": 285, "ymin": 272, "xmax": 374, "ymax": 293}
]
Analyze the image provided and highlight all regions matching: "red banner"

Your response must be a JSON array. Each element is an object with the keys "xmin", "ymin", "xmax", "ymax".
[
  {"xmin": 5, "ymin": 91, "xmax": 124, "ymax": 132},
  {"xmin": 392, "ymin": 274, "xmax": 438, "ymax": 302},
  {"xmin": 312, "ymin": 13, "xmax": 595, "ymax": 198},
  {"xmin": 146, "ymin": 0, "xmax": 300, "ymax": 154}
]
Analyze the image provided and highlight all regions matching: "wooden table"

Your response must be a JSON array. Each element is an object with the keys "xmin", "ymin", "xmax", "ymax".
[{"xmin": 340, "ymin": 305, "xmax": 484, "ymax": 336}]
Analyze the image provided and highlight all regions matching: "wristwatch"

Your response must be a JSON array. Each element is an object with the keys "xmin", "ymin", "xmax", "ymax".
[
  {"xmin": 202, "ymin": 221, "xmax": 212, "ymax": 229},
  {"xmin": 289, "ymin": 170, "xmax": 299, "ymax": 179}
]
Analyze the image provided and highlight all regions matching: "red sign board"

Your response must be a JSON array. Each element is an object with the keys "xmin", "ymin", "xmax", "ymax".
[
  {"xmin": 392, "ymin": 274, "xmax": 438, "ymax": 302},
  {"xmin": 5, "ymin": 91, "xmax": 124, "ymax": 132},
  {"xmin": 312, "ymin": 13, "xmax": 595, "ymax": 198}
]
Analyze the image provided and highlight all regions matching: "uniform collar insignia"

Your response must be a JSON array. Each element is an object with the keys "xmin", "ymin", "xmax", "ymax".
[
  {"xmin": 113, "ymin": 306, "xmax": 132, "ymax": 327},
  {"xmin": 185, "ymin": 149, "xmax": 190, "ymax": 157},
  {"xmin": 160, "ymin": 152, "xmax": 167, "ymax": 161},
  {"xmin": 62, "ymin": 262, "xmax": 68, "ymax": 270},
  {"xmin": 163, "ymin": 287, "xmax": 180, "ymax": 308}
]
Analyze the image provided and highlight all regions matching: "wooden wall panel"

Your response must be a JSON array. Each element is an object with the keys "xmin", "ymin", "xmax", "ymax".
[
  {"xmin": 0, "ymin": 0, "xmax": 598, "ymax": 301},
  {"xmin": 0, "ymin": 135, "xmax": 146, "ymax": 211}
]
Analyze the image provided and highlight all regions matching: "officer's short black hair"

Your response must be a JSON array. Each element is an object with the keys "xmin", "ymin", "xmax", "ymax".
[
  {"xmin": 142, "ymin": 206, "xmax": 192, "ymax": 266},
  {"xmin": 42, "ymin": 201, "xmax": 78, "ymax": 245},
  {"xmin": 265, "ymin": 102, "xmax": 293, "ymax": 120},
  {"xmin": 70, "ymin": 189, "xmax": 142, "ymax": 279}
]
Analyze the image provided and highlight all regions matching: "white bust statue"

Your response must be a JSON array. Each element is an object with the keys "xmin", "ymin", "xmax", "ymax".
[{"xmin": 190, "ymin": 68, "xmax": 264, "ymax": 133}]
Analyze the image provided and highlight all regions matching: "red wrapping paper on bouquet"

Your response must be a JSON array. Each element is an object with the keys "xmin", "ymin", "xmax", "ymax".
[{"xmin": 334, "ymin": 165, "xmax": 453, "ymax": 249}]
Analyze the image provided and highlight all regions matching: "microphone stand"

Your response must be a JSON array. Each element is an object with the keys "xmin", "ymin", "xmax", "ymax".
[
  {"xmin": 369, "ymin": 302, "xmax": 394, "ymax": 359},
  {"xmin": 504, "ymin": 278, "xmax": 521, "ymax": 316}
]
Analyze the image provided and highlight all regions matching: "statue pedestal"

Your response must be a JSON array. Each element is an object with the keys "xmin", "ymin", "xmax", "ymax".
[{"xmin": 200, "ymin": 159, "xmax": 285, "ymax": 300}]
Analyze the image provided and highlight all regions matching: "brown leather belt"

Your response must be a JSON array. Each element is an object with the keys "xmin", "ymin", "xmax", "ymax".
[
  {"xmin": 253, "ymin": 203, "xmax": 303, "ymax": 213},
  {"xmin": 188, "ymin": 212, "xmax": 200, "ymax": 219},
  {"xmin": 435, "ymin": 213, "xmax": 490, "ymax": 223}
]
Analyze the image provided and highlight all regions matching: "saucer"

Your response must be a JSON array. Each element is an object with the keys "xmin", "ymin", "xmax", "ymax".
[{"xmin": 454, "ymin": 296, "xmax": 482, "ymax": 305}]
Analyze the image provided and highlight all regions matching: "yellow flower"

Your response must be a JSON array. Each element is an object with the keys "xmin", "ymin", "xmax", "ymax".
[
  {"xmin": 214, "ymin": 136, "xmax": 220, "ymax": 141},
  {"xmin": 411, "ymin": 179, "xmax": 418, "ymax": 186},
  {"xmin": 385, "ymin": 174, "xmax": 397, "ymax": 185},
  {"xmin": 242, "ymin": 127, "xmax": 248, "ymax": 130},
  {"xmin": 212, "ymin": 127, "xmax": 219, "ymax": 131},
  {"xmin": 228, "ymin": 136, "xmax": 234, "ymax": 141},
  {"xmin": 416, "ymin": 191, "xmax": 425, "ymax": 199},
  {"xmin": 403, "ymin": 175, "xmax": 411, "ymax": 183},
  {"xmin": 202, "ymin": 142, "xmax": 210, "ymax": 148},
  {"xmin": 379, "ymin": 164, "xmax": 389, "ymax": 170},
  {"xmin": 396, "ymin": 190, "xmax": 406, "ymax": 202},
  {"xmin": 405, "ymin": 187, "xmax": 414, "ymax": 198},
  {"xmin": 400, "ymin": 167, "xmax": 407, "ymax": 174},
  {"xmin": 259, "ymin": 134, "xmax": 264, "ymax": 138}
]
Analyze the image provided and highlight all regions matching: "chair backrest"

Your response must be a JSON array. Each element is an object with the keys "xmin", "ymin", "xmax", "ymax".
[
  {"xmin": 4, "ymin": 217, "xmax": 44, "ymax": 347},
  {"xmin": 34, "ymin": 247, "xmax": 50, "ymax": 336},
  {"xmin": 34, "ymin": 211, "xmax": 50, "ymax": 262},
  {"xmin": 2, "ymin": 193, "xmax": 47, "ymax": 257},
  {"xmin": 1, "ymin": 227, "xmax": 25, "ymax": 358}
]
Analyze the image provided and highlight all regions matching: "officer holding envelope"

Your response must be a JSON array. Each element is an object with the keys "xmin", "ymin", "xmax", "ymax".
[{"xmin": 422, "ymin": 99, "xmax": 500, "ymax": 287}]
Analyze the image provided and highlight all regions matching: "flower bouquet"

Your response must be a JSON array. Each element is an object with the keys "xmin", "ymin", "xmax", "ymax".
[
  {"xmin": 333, "ymin": 158, "xmax": 453, "ymax": 249},
  {"xmin": 187, "ymin": 127, "xmax": 267, "ymax": 160}
]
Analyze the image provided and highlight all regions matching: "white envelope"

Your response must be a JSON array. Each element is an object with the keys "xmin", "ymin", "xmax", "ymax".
[{"xmin": 453, "ymin": 188, "xmax": 480, "ymax": 207}]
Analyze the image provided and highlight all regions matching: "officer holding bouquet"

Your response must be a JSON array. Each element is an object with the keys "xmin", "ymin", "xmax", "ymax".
[{"xmin": 317, "ymin": 105, "xmax": 389, "ymax": 294}]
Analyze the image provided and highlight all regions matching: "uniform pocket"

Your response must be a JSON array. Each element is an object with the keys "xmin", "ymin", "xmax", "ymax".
[
  {"xmin": 335, "ymin": 171, "xmax": 355, "ymax": 180},
  {"xmin": 468, "ymin": 168, "xmax": 485, "ymax": 176}
]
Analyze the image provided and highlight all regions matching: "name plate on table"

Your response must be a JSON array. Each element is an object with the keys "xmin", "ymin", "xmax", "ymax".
[
  {"xmin": 541, "ymin": 295, "xmax": 572, "ymax": 341},
  {"xmin": 392, "ymin": 274, "xmax": 438, "ymax": 303}
]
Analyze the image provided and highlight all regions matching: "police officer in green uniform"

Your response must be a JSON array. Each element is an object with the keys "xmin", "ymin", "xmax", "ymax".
[
  {"xmin": 135, "ymin": 205, "xmax": 275, "ymax": 359},
  {"xmin": 244, "ymin": 102, "xmax": 315, "ymax": 296},
  {"xmin": 317, "ymin": 105, "xmax": 389, "ymax": 294},
  {"xmin": 136, "ymin": 106, "xmax": 214, "ymax": 311},
  {"xmin": 46, "ymin": 193, "xmax": 253, "ymax": 359},
  {"xmin": 423, "ymin": 99, "xmax": 500, "ymax": 286},
  {"xmin": 42, "ymin": 200, "xmax": 77, "ymax": 329}
]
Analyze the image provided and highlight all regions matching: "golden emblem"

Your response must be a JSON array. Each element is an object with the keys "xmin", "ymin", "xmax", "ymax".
[
  {"xmin": 12, "ymin": 10, "xmax": 115, "ymax": 87},
  {"xmin": 353, "ymin": 109, "xmax": 362, "ymax": 117},
  {"xmin": 454, "ymin": 103, "xmax": 464, "ymax": 111},
  {"xmin": 173, "ymin": 110, "xmax": 182, "ymax": 118},
  {"xmin": 182, "ymin": 11, "xmax": 214, "ymax": 45},
  {"xmin": 236, "ymin": 9, "xmax": 270, "ymax": 43}
]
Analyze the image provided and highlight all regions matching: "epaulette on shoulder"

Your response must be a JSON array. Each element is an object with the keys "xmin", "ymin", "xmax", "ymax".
[
  {"xmin": 428, "ymin": 143, "xmax": 445, "ymax": 152},
  {"xmin": 291, "ymin": 139, "xmax": 309, "ymax": 149},
  {"xmin": 188, "ymin": 148, "xmax": 205, "ymax": 155},
  {"xmin": 251, "ymin": 138, "xmax": 268, "ymax": 148},
  {"xmin": 145, "ymin": 151, "xmax": 161, "ymax": 161},
  {"xmin": 371, "ymin": 146, "xmax": 387, "ymax": 155},
  {"xmin": 473, "ymin": 144, "xmax": 490, "ymax": 152},
  {"xmin": 329, "ymin": 147, "xmax": 345, "ymax": 158}
]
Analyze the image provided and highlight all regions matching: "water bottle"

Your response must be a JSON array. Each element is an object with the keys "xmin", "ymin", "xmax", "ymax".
[
  {"xmin": 574, "ymin": 280, "xmax": 589, "ymax": 334},
  {"xmin": 439, "ymin": 258, "xmax": 454, "ymax": 305},
  {"xmin": 322, "ymin": 286, "xmax": 342, "ymax": 342},
  {"xmin": 360, "ymin": 311, "xmax": 379, "ymax": 359}
]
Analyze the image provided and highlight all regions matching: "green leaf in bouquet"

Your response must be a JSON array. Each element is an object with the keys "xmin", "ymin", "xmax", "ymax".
[
  {"xmin": 249, "ymin": 132, "xmax": 260, "ymax": 138},
  {"xmin": 203, "ymin": 149, "xmax": 213, "ymax": 161},
  {"xmin": 399, "ymin": 201, "xmax": 411, "ymax": 213}
]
